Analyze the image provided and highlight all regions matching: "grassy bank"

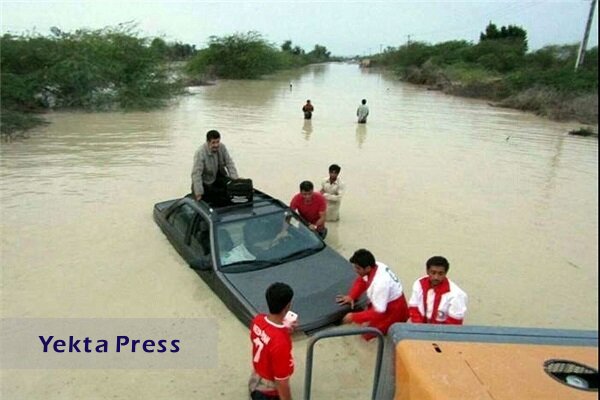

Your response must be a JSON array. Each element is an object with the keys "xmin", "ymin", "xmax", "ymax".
[
  {"xmin": 1, "ymin": 25, "xmax": 186, "ymax": 139},
  {"xmin": 369, "ymin": 23, "xmax": 598, "ymax": 125}
]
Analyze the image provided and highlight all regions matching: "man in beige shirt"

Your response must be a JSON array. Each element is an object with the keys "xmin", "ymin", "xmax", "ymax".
[
  {"xmin": 191, "ymin": 129, "xmax": 238, "ymax": 205},
  {"xmin": 320, "ymin": 164, "xmax": 345, "ymax": 222}
]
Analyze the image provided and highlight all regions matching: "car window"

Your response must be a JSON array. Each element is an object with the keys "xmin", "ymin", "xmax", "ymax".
[
  {"xmin": 217, "ymin": 211, "xmax": 323, "ymax": 270},
  {"xmin": 190, "ymin": 217, "xmax": 211, "ymax": 256},
  {"xmin": 167, "ymin": 203, "xmax": 195, "ymax": 235},
  {"xmin": 217, "ymin": 226, "xmax": 256, "ymax": 267}
]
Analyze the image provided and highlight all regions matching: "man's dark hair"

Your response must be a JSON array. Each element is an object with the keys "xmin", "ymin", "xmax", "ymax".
[
  {"xmin": 299, "ymin": 180, "xmax": 314, "ymax": 192},
  {"xmin": 426, "ymin": 256, "xmax": 450, "ymax": 272},
  {"xmin": 361, "ymin": 99, "xmax": 367, "ymax": 104},
  {"xmin": 329, "ymin": 164, "xmax": 341, "ymax": 173},
  {"xmin": 206, "ymin": 130, "xmax": 221, "ymax": 141},
  {"xmin": 349, "ymin": 249, "xmax": 376, "ymax": 268},
  {"xmin": 265, "ymin": 282, "xmax": 294, "ymax": 314}
]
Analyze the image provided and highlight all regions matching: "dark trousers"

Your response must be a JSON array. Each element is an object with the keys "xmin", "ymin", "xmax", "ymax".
[
  {"xmin": 250, "ymin": 390, "xmax": 280, "ymax": 400},
  {"xmin": 192, "ymin": 172, "xmax": 231, "ymax": 207},
  {"xmin": 317, "ymin": 227, "xmax": 328, "ymax": 240}
]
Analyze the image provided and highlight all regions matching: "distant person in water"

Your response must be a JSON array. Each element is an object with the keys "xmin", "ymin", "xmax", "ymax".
[
  {"xmin": 302, "ymin": 100, "xmax": 314, "ymax": 120},
  {"xmin": 320, "ymin": 164, "xmax": 345, "ymax": 222},
  {"xmin": 356, "ymin": 99, "xmax": 369, "ymax": 123}
]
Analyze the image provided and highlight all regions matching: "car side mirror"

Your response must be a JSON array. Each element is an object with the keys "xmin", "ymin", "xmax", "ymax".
[{"xmin": 190, "ymin": 256, "xmax": 212, "ymax": 271}]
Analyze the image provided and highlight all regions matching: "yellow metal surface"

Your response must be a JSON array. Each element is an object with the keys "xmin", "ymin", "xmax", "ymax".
[{"xmin": 394, "ymin": 340, "xmax": 598, "ymax": 400}]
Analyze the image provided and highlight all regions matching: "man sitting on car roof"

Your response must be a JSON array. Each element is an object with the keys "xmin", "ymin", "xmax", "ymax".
[{"xmin": 191, "ymin": 129, "xmax": 239, "ymax": 206}]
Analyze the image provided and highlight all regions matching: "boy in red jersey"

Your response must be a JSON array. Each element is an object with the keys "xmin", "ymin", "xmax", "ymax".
[{"xmin": 249, "ymin": 282, "xmax": 296, "ymax": 400}]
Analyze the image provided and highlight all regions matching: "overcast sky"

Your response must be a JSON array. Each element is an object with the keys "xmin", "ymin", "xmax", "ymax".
[{"xmin": 1, "ymin": 1, "xmax": 598, "ymax": 56}]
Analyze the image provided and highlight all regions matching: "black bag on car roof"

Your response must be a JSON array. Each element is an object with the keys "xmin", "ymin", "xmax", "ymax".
[{"xmin": 227, "ymin": 178, "xmax": 253, "ymax": 203}]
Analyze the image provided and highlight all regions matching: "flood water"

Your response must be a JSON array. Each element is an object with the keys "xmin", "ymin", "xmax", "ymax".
[{"xmin": 1, "ymin": 63, "xmax": 597, "ymax": 399}]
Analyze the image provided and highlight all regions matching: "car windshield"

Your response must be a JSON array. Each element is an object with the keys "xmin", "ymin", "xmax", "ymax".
[{"xmin": 216, "ymin": 211, "xmax": 324, "ymax": 270}]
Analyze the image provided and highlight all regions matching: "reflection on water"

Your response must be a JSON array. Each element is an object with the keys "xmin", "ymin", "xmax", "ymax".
[
  {"xmin": 355, "ymin": 123, "xmax": 367, "ymax": 147},
  {"xmin": 1, "ymin": 62, "xmax": 597, "ymax": 400},
  {"xmin": 302, "ymin": 119, "xmax": 313, "ymax": 140}
]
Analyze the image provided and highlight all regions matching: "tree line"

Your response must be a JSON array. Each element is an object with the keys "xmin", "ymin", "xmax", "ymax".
[
  {"xmin": 1, "ymin": 24, "xmax": 184, "ymax": 137},
  {"xmin": 186, "ymin": 31, "xmax": 332, "ymax": 80},
  {"xmin": 2, "ymin": 21, "xmax": 596, "ymax": 138},
  {"xmin": 1, "ymin": 27, "xmax": 332, "ymax": 138},
  {"xmin": 369, "ymin": 23, "xmax": 597, "ymax": 123}
]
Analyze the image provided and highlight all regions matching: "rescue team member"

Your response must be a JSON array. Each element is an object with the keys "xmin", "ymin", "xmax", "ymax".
[
  {"xmin": 290, "ymin": 180, "xmax": 327, "ymax": 239},
  {"xmin": 408, "ymin": 256, "xmax": 468, "ymax": 325},
  {"xmin": 336, "ymin": 249, "xmax": 409, "ymax": 339},
  {"xmin": 249, "ymin": 282, "xmax": 296, "ymax": 400},
  {"xmin": 191, "ymin": 129, "xmax": 238, "ymax": 205}
]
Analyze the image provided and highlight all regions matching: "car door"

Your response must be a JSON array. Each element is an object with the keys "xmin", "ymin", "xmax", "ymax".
[
  {"xmin": 165, "ymin": 201, "xmax": 204, "ymax": 263},
  {"xmin": 188, "ymin": 212, "xmax": 213, "ymax": 264}
]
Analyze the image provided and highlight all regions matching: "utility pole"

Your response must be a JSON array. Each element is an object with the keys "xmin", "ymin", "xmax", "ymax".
[
  {"xmin": 407, "ymin": 34, "xmax": 411, "ymax": 46},
  {"xmin": 575, "ymin": 0, "xmax": 597, "ymax": 71}
]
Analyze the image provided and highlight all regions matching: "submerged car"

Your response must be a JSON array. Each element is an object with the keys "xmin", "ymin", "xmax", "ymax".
[{"xmin": 153, "ymin": 190, "xmax": 359, "ymax": 332}]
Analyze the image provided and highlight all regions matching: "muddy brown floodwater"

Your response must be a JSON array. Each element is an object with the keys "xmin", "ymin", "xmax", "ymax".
[{"xmin": 1, "ymin": 63, "xmax": 597, "ymax": 399}]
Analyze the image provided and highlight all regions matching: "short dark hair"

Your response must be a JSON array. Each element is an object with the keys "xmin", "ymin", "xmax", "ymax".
[
  {"xmin": 349, "ymin": 249, "xmax": 376, "ymax": 268},
  {"xmin": 265, "ymin": 282, "xmax": 294, "ymax": 314},
  {"xmin": 306, "ymin": 99, "xmax": 311, "ymax": 103},
  {"xmin": 426, "ymin": 256, "xmax": 450, "ymax": 272},
  {"xmin": 299, "ymin": 180, "xmax": 314, "ymax": 192},
  {"xmin": 329, "ymin": 164, "xmax": 341, "ymax": 173},
  {"xmin": 361, "ymin": 99, "xmax": 367, "ymax": 104},
  {"xmin": 206, "ymin": 130, "xmax": 221, "ymax": 141}
]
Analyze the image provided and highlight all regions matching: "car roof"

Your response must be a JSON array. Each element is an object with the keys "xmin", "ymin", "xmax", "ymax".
[{"xmin": 174, "ymin": 190, "xmax": 290, "ymax": 224}]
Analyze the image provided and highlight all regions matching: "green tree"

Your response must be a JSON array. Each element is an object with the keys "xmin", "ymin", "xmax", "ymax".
[
  {"xmin": 150, "ymin": 37, "xmax": 169, "ymax": 59},
  {"xmin": 1, "ymin": 24, "xmax": 182, "ymax": 137},
  {"xmin": 281, "ymin": 40, "xmax": 292, "ymax": 52},
  {"xmin": 307, "ymin": 44, "xmax": 330, "ymax": 61},
  {"xmin": 480, "ymin": 22, "xmax": 527, "ymax": 53},
  {"xmin": 186, "ymin": 31, "xmax": 281, "ymax": 79}
]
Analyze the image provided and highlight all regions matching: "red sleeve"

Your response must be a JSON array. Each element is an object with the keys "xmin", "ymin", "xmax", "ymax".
[
  {"xmin": 348, "ymin": 276, "xmax": 367, "ymax": 300},
  {"xmin": 290, "ymin": 195, "xmax": 299, "ymax": 211},
  {"xmin": 409, "ymin": 306, "xmax": 425, "ymax": 323},
  {"xmin": 271, "ymin": 335, "xmax": 293, "ymax": 380}
]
